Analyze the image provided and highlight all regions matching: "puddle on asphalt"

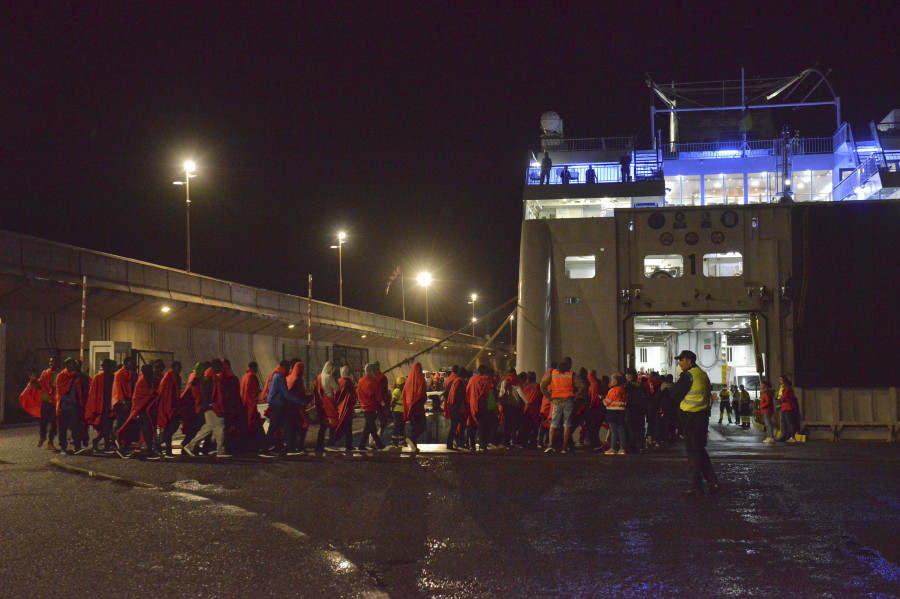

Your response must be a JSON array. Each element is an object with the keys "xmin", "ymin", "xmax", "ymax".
[{"xmin": 172, "ymin": 479, "xmax": 231, "ymax": 494}]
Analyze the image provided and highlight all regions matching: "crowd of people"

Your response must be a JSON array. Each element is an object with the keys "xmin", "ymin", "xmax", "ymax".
[{"xmin": 19, "ymin": 350, "xmax": 800, "ymax": 490}]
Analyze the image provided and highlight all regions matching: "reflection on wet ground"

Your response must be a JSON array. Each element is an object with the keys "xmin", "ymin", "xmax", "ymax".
[{"xmin": 40, "ymin": 422, "xmax": 900, "ymax": 597}]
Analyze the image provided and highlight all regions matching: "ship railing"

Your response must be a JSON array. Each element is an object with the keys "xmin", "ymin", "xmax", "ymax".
[
  {"xmin": 660, "ymin": 137, "xmax": 833, "ymax": 160},
  {"xmin": 526, "ymin": 163, "xmax": 623, "ymax": 185},
  {"xmin": 832, "ymin": 156, "xmax": 880, "ymax": 201}
]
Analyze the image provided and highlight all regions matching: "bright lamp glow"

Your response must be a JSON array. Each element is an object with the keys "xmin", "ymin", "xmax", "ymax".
[
  {"xmin": 417, "ymin": 272, "xmax": 432, "ymax": 287},
  {"xmin": 471, "ymin": 293, "xmax": 477, "ymax": 301},
  {"xmin": 338, "ymin": 231, "xmax": 346, "ymax": 241},
  {"xmin": 161, "ymin": 306, "xmax": 171, "ymax": 313},
  {"xmin": 184, "ymin": 160, "xmax": 196, "ymax": 174},
  {"xmin": 288, "ymin": 324, "xmax": 295, "ymax": 329},
  {"xmin": 472, "ymin": 317, "xmax": 477, "ymax": 322}
]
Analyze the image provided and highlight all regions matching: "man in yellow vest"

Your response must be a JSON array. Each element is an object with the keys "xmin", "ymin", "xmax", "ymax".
[{"xmin": 671, "ymin": 350, "xmax": 721, "ymax": 496}]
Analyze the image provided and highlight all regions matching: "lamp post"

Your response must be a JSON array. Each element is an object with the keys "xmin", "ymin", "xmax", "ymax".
[
  {"xmin": 173, "ymin": 160, "xmax": 196, "ymax": 272},
  {"xmin": 331, "ymin": 232, "xmax": 346, "ymax": 306},
  {"xmin": 468, "ymin": 293, "xmax": 477, "ymax": 335},
  {"xmin": 417, "ymin": 272, "xmax": 432, "ymax": 326}
]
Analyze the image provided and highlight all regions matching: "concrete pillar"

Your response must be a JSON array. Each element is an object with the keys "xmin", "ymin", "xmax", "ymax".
[{"xmin": 516, "ymin": 221, "xmax": 552, "ymax": 373}]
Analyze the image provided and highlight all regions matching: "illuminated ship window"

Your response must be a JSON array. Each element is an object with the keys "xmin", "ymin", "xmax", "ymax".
[
  {"xmin": 564, "ymin": 255, "xmax": 595, "ymax": 279},
  {"xmin": 644, "ymin": 255, "xmax": 683, "ymax": 278},
  {"xmin": 703, "ymin": 252, "xmax": 743, "ymax": 277}
]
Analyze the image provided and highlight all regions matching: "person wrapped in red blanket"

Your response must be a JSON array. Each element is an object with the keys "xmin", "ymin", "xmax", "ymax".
[
  {"xmin": 313, "ymin": 361, "xmax": 339, "ymax": 453},
  {"xmin": 84, "ymin": 359, "xmax": 117, "ymax": 452},
  {"xmin": 55, "ymin": 358, "xmax": 85, "ymax": 454},
  {"xmin": 466, "ymin": 364, "xmax": 497, "ymax": 452},
  {"xmin": 286, "ymin": 361, "xmax": 312, "ymax": 453},
  {"xmin": 441, "ymin": 366, "xmax": 467, "ymax": 450},
  {"xmin": 357, "ymin": 363, "xmax": 386, "ymax": 451},
  {"xmin": 402, "ymin": 362, "xmax": 428, "ymax": 452},
  {"xmin": 116, "ymin": 363, "xmax": 159, "ymax": 458},
  {"xmin": 154, "ymin": 361, "xmax": 183, "ymax": 458},
  {"xmin": 20, "ymin": 356, "xmax": 60, "ymax": 450},
  {"xmin": 329, "ymin": 365, "xmax": 358, "ymax": 452},
  {"xmin": 240, "ymin": 362, "xmax": 266, "ymax": 454}
]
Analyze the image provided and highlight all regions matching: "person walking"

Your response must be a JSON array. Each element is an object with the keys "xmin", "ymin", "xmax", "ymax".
[
  {"xmin": 285, "ymin": 361, "xmax": 312, "ymax": 453},
  {"xmin": 156, "ymin": 361, "xmax": 183, "ymax": 458},
  {"xmin": 738, "ymin": 385, "xmax": 752, "ymax": 428},
  {"xmin": 55, "ymin": 358, "xmax": 85, "ymax": 455},
  {"xmin": 182, "ymin": 360, "xmax": 226, "ymax": 458},
  {"xmin": 84, "ymin": 358, "xmax": 116, "ymax": 452},
  {"xmin": 498, "ymin": 369, "xmax": 526, "ymax": 449},
  {"xmin": 441, "ymin": 366, "xmax": 467, "ymax": 450},
  {"xmin": 540, "ymin": 357, "xmax": 583, "ymax": 454},
  {"xmin": 20, "ymin": 356, "xmax": 60, "ymax": 451},
  {"xmin": 717, "ymin": 385, "xmax": 733, "ymax": 424},
  {"xmin": 760, "ymin": 381, "xmax": 775, "ymax": 445},
  {"xmin": 402, "ymin": 362, "xmax": 428, "ymax": 453},
  {"xmin": 111, "ymin": 356, "xmax": 137, "ymax": 451},
  {"xmin": 778, "ymin": 375, "xmax": 800, "ymax": 443},
  {"xmin": 240, "ymin": 362, "xmax": 266, "ymax": 454},
  {"xmin": 624, "ymin": 368, "xmax": 647, "ymax": 453},
  {"xmin": 313, "ymin": 361, "xmax": 340, "ymax": 453},
  {"xmin": 388, "ymin": 376, "xmax": 406, "ymax": 451},
  {"xmin": 329, "ymin": 366, "xmax": 357, "ymax": 453},
  {"xmin": 357, "ymin": 363, "xmax": 386, "ymax": 451},
  {"xmin": 671, "ymin": 350, "xmax": 720, "ymax": 496},
  {"xmin": 603, "ymin": 373, "xmax": 627, "ymax": 455}
]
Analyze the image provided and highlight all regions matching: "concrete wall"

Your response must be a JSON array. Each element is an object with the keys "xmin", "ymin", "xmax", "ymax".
[
  {"xmin": 799, "ymin": 386, "xmax": 899, "ymax": 441},
  {"xmin": 517, "ymin": 205, "xmax": 793, "ymax": 382},
  {"xmin": 0, "ymin": 230, "xmax": 505, "ymax": 422}
]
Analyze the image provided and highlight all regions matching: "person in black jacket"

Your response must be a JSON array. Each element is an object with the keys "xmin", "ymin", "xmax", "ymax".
[{"xmin": 624, "ymin": 368, "xmax": 647, "ymax": 453}]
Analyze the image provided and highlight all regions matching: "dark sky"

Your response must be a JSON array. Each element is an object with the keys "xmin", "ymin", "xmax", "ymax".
[{"xmin": 2, "ymin": 1, "xmax": 897, "ymax": 331}]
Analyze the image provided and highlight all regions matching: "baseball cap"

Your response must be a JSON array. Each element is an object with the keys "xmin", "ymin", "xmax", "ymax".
[{"xmin": 675, "ymin": 350, "xmax": 697, "ymax": 362}]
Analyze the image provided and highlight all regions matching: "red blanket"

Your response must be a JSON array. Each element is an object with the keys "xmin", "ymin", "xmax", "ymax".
[
  {"xmin": 156, "ymin": 370, "xmax": 181, "ymax": 429},
  {"xmin": 84, "ymin": 371, "xmax": 111, "ymax": 426},
  {"xmin": 465, "ymin": 373, "xmax": 494, "ymax": 427},
  {"xmin": 240, "ymin": 369, "xmax": 261, "ymax": 428},
  {"xmin": 357, "ymin": 374, "xmax": 382, "ymax": 413},
  {"xmin": 402, "ymin": 363, "xmax": 427, "ymax": 422},
  {"xmin": 117, "ymin": 373, "xmax": 157, "ymax": 440},
  {"xmin": 19, "ymin": 367, "xmax": 55, "ymax": 418},
  {"xmin": 314, "ymin": 374, "xmax": 337, "ymax": 426},
  {"xmin": 335, "ymin": 377, "xmax": 357, "ymax": 431}
]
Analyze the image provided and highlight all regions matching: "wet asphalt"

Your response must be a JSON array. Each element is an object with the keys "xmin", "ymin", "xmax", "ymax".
[{"xmin": 1, "ymin": 422, "xmax": 899, "ymax": 598}]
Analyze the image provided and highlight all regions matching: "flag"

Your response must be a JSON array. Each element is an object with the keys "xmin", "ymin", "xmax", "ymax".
[
  {"xmin": 385, "ymin": 266, "xmax": 401, "ymax": 295},
  {"xmin": 738, "ymin": 108, "xmax": 752, "ymax": 133}
]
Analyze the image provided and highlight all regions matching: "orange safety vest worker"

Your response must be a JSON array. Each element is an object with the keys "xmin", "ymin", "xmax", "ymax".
[{"xmin": 548, "ymin": 369, "xmax": 575, "ymax": 400}]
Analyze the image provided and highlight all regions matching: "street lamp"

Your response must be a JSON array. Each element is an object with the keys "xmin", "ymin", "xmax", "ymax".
[
  {"xmin": 330, "ymin": 232, "xmax": 347, "ymax": 306},
  {"xmin": 173, "ymin": 160, "xmax": 197, "ymax": 272},
  {"xmin": 417, "ymin": 272, "xmax": 432, "ymax": 326},
  {"xmin": 468, "ymin": 293, "xmax": 477, "ymax": 335}
]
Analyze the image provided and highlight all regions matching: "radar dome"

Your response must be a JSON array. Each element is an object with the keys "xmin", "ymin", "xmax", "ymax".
[{"xmin": 540, "ymin": 111, "xmax": 562, "ymax": 134}]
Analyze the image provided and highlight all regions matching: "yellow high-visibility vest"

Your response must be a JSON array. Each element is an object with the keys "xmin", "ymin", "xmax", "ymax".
[{"xmin": 680, "ymin": 366, "xmax": 711, "ymax": 413}]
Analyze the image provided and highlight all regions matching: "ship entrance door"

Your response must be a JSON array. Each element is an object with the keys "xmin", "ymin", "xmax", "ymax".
[{"xmin": 631, "ymin": 313, "xmax": 766, "ymax": 396}]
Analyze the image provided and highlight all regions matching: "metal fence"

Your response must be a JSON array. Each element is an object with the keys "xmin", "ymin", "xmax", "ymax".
[
  {"xmin": 526, "ymin": 163, "xmax": 623, "ymax": 185},
  {"xmin": 660, "ymin": 137, "xmax": 833, "ymax": 160}
]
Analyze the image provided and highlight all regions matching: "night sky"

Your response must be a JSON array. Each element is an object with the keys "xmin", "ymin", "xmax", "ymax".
[{"xmin": 3, "ymin": 1, "xmax": 897, "ymax": 331}]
